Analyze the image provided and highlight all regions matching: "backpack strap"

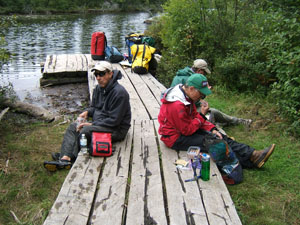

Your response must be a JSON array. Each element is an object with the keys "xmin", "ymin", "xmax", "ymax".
[
  {"xmin": 141, "ymin": 43, "xmax": 146, "ymax": 66},
  {"xmin": 132, "ymin": 44, "xmax": 139, "ymax": 63},
  {"xmin": 131, "ymin": 45, "xmax": 139, "ymax": 72},
  {"xmin": 95, "ymin": 37, "xmax": 98, "ymax": 54}
]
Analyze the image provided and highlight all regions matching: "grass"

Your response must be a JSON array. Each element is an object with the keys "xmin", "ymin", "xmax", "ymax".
[
  {"xmin": 206, "ymin": 86, "xmax": 300, "ymax": 225},
  {"xmin": 0, "ymin": 113, "xmax": 69, "ymax": 225},
  {"xmin": 0, "ymin": 86, "xmax": 299, "ymax": 224}
]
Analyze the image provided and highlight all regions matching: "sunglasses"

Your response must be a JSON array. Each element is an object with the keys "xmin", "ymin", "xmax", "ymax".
[{"xmin": 94, "ymin": 71, "xmax": 106, "ymax": 77}]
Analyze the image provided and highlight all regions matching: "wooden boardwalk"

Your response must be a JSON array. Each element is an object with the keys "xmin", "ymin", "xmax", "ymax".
[{"xmin": 42, "ymin": 55, "xmax": 242, "ymax": 225}]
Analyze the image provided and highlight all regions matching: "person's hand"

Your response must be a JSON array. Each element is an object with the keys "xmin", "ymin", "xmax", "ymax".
[
  {"xmin": 200, "ymin": 100, "xmax": 209, "ymax": 115},
  {"xmin": 212, "ymin": 129, "xmax": 223, "ymax": 139},
  {"xmin": 79, "ymin": 111, "xmax": 88, "ymax": 119},
  {"xmin": 76, "ymin": 122, "xmax": 92, "ymax": 132}
]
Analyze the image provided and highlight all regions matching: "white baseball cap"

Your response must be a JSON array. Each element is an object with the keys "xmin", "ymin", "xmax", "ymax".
[
  {"xmin": 91, "ymin": 61, "xmax": 113, "ymax": 72},
  {"xmin": 193, "ymin": 59, "xmax": 211, "ymax": 74}
]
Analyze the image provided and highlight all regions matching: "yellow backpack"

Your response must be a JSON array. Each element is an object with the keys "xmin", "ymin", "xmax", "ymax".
[{"xmin": 131, "ymin": 43, "xmax": 156, "ymax": 74}]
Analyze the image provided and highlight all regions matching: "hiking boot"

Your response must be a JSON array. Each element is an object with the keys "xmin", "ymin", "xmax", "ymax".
[
  {"xmin": 238, "ymin": 118, "xmax": 253, "ymax": 127},
  {"xmin": 51, "ymin": 152, "xmax": 61, "ymax": 161},
  {"xmin": 250, "ymin": 144, "xmax": 276, "ymax": 168},
  {"xmin": 44, "ymin": 159, "xmax": 72, "ymax": 172}
]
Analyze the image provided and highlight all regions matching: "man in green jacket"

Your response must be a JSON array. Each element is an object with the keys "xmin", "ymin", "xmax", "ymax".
[{"xmin": 171, "ymin": 59, "xmax": 252, "ymax": 134}]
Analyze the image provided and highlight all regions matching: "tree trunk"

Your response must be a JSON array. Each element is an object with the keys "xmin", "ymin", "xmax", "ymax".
[
  {"xmin": 2, "ymin": 100, "xmax": 57, "ymax": 122},
  {"xmin": 0, "ymin": 107, "xmax": 9, "ymax": 121}
]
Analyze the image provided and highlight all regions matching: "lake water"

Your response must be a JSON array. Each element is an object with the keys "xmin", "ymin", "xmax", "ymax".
[{"xmin": 1, "ymin": 12, "xmax": 153, "ymax": 102}]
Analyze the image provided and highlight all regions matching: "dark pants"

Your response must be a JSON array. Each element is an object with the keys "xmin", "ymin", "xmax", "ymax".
[
  {"xmin": 60, "ymin": 122, "xmax": 129, "ymax": 160},
  {"xmin": 171, "ymin": 129, "xmax": 255, "ymax": 168}
]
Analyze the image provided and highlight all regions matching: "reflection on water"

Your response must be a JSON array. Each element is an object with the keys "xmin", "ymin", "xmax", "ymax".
[{"xmin": 0, "ymin": 12, "xmax": 152, "ymax": 101}]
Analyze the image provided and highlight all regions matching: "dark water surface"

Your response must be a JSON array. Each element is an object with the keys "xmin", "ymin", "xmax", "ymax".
[{"xmin": 1, "ymin": 12, "xmax": 152, "ymax": 103}]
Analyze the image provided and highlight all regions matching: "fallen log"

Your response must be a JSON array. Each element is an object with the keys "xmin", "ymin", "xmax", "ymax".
[
  {"xmin": 2, "ymin": 100, "xmax": 57, "ymax": 122},
  {"xmin": 0, "ymin": 107, "xmax": 9, "ymax": 121},
  {"xmin": 40, "ymin": 76, "xmax": 87, "ymax": 87}
]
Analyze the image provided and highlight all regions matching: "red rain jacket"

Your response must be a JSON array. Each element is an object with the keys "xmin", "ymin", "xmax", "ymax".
[{"xmin": 158, "ymin": 85, "xmax": 215, "ymax": 148}]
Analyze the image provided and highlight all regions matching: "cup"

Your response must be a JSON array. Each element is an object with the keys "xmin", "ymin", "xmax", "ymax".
[{"xmin": 76, "ymin": 117, "xmax": 86, "ymax": 129}]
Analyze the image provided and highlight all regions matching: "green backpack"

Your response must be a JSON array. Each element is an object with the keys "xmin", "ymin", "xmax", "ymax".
[
  {"xmin": 141, "ymin": 36, "xmax": 155, "ymax": 47},
  {"xmin": 203, "ymin": 133, "xmax": 243, "ymax": 185}
]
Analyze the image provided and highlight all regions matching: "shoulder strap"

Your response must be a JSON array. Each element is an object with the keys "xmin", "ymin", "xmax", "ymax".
[
  {"xmin": 132, "ymin": 45, "xmax": 139, "ymax": 63},
  {"xmin": 141, "ymin": 43, "xmax": 146, "ymax": 64},
  {"xmin": 131, "ymin": 45, "xmax": 139, "ymax": 73}
]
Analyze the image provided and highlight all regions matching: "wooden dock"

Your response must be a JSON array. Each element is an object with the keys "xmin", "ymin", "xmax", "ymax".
[
  {"xmin": 40, "ymin": 54, "xmax": 92, "ymax": 86},
  {"xmin": 42, "ymin": 55, "xmax": 242, "ymax": 225}
]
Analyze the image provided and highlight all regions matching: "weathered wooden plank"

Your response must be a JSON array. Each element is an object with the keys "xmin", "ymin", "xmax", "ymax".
[
  {"xmin": 154, "ymin": 119, "xmax": 241, "ymax": 225},
  {"xmin": 139, "ymin": 74, "xmax": 167, "ymax": 104},
  {"xmin": 153, "ymin": 120, "xmax": 192, "ymax": 225},
  {"xmin": 178, "ymin": 146, "xmax": 242, "ymax": 225},
  {"xmin": 42, "ymin": 55, "xmax": 50, "ymax": 73},
  {"xmin": 43, "ymin": 54, "xmax": 57, "ymax": 74},
  {"xmin": 79, "ymin": 54, "xmax": 89, "ymax": 72},
  {"xmin": 43, "ymin": 54, "xmax": 90, "ymax": 76},
  {"xmin": 86, "ymin": 54, "xmax": 95, "ymax": 71},
  {"xmin": 126, "ymin": 120, "xmax": 167, "ymax": 225},
  {"xmin": 115, "ymin": 64, "xmax": 149, "ymax": 121},
  {"xmin": 43, "ymin": 154, "xmax": 104, "ymax": 225},
  {"xmin": 54, "ymin": 54, "xmax": 68, "ymax": 73},
  {"xmin": 156, "ymin": 123, "xmax": 242, "ymax": 225},
  {"xmin": 199, "ymin": 160, "xmax": 242, "ymax": 225},
  {"xmin": 123, "ymin": 68, "xmax": 161, "ymax": 120},
  {"xmin": 177, "ymin": 151, "xmax": 210, "ymax": 225},
  {"xmin": 90, "ymin": 125, "xmax": 133, "ymax": 224},
  {"xmin": 65, "ymin": 54, "xmax": 78, "ymax": 72}
]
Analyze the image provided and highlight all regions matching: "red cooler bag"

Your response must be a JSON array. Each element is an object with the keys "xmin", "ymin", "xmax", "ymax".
[{"xmin": 89, "ymin": 132, "xmax": 112, "ymax": 157}]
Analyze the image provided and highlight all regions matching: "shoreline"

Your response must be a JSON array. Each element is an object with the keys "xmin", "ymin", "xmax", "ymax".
[{"xmin": 0, "ymin": 5, "xmax": 162, "ymax": 16}]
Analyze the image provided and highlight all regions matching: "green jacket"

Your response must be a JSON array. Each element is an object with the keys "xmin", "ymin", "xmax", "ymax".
[
  {"xmin": 170, "ymin": 67, "xmax": 201, "ymax": 107},
  {"xmin": 170, "ymin": 67, "xmax": 194, "ymax": 87}
]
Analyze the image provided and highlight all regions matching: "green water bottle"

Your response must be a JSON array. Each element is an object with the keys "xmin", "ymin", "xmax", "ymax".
[{"xmin": 201, "ymin": 153, "xmax": 210, "ymax": 181}]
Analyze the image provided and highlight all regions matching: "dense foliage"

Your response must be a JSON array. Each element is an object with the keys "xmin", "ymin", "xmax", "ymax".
[
  {"xmin": 0, "ymin": 16, "xmax": 17, "ymax": 105},
  {"xmin": 0, "ymin": 0, "xmax": 165, "ymax": 14},
  {"xmin": 151, "ymin": 0, "xmax": 300, "ymax": 135},
  {"xmin": 0, "ymin": 16, "xmax": 15, "ymax": 65}
]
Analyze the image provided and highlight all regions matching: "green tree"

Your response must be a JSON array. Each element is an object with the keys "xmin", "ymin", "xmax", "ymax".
[
  {"xmin": 155, "ymin": 0, "xmax": 260, "ymax": 85},
  {"xmin": 0, "ymin": 16, "xmax": 17, "ymax": 104},
  {"xmin": 152, "ymin": 0, "xmax": 300, "ymax": 135},
  {"xmin": 0, "ymin": 16, "xmax": 16, "ymax": 66}
]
